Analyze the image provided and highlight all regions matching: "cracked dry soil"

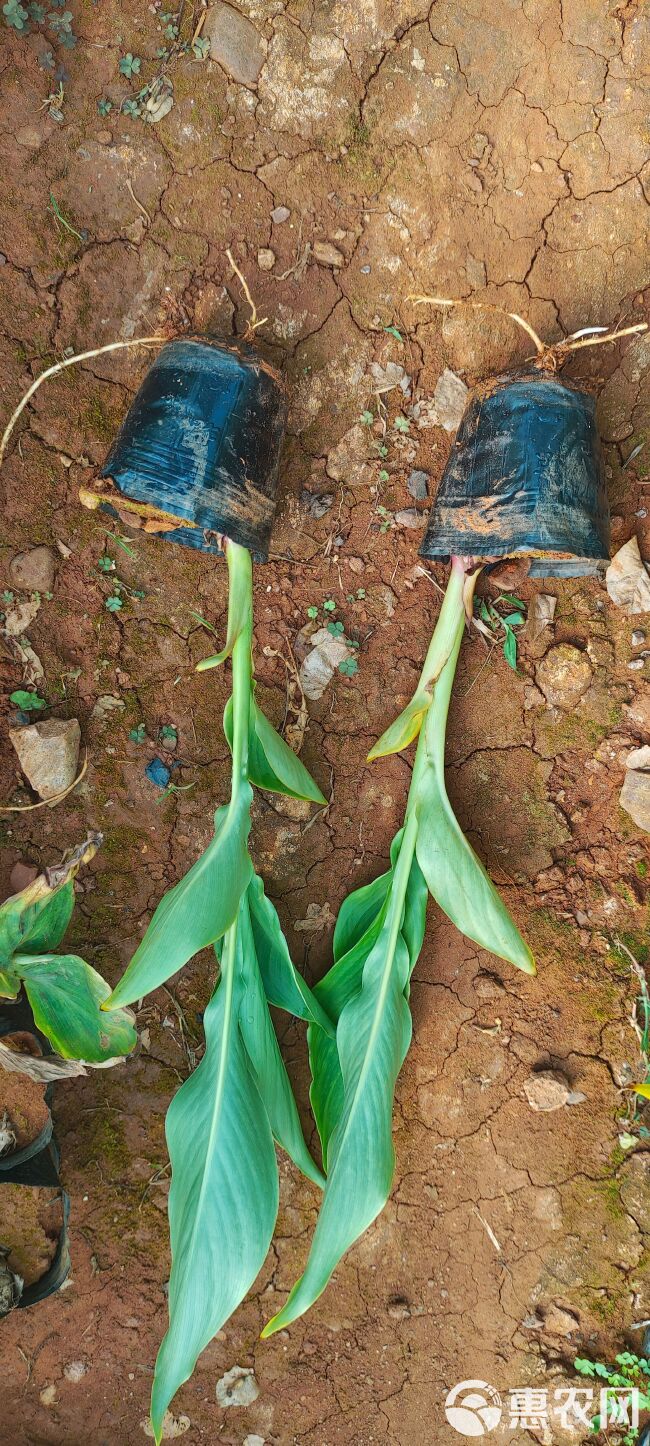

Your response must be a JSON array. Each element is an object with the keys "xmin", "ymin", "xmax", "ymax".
[{"xmin": 1, "ymin": 1, "xmax": 650, "ymax": 1442}]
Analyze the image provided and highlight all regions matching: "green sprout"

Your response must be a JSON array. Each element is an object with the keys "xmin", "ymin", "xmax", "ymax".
[
  {"xmin": 192, "ymin": 35, "xmax": 209, "ymax": 58},
  {"xmin": 306, "ymin": 605, "xmax": 318, "ymax": 619},
  {"xmin": 119, "ymin": 52, "xmax": 141, "ymax": 76},
  {"xmin": 0, "ymin": 836, "xmax": 136, "ymax": 1063},
  {"xmin": 574, "ymin": 1351, "xmax": 650, "ymax": 1440},
  {"xmin": 3, "ymin": 0, "xmax": 29, "ymax": 30},
  {"xmin": 262, "ymin": 555, "xmax": 534, "ymax": 1337},
  {"xmin": 323, "ymin": 598, "xmax": 336, "ymax": 612},
  {"xmin": 101, "ymin": 539, "xmax": 330, "ymax": 1443},
  {"xmin": 474, "ymin": 591, "xmax": 527, "ymax": 669},
  {"xmin": 105, "ymin": 593, "xmax": 123, "ymax": 612},
  {"xmin": 338, "ymin": 656, "xmax": 358, "ymax": 676},
  {"xmin": 394, "ymin": 415, "xmax": 410, "ymax": 433},
  {"xmin": 129, "ymin": 723, "xmax": 146, "ymax": 744},
  {"xmin": 360, "ymin": 409, "xmax": 374, "ymax": 425},
  {"xmin": 97, "ymin": 97, "xmax": 113, "ymax": 116}
]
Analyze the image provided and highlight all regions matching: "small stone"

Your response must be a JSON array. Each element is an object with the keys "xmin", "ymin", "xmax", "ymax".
[
  {"xmin": 271, "ymin": 206, "xmax": 290, "ymax": 224},
  {"xmin": 407, "ymin": 469, "xmax": 429, "ymax": 500},
  {"xmin": 203, "ymin": 1, "xmax": 266, "ymax": 86},
  {"xmin": 394, "ymin": 509, "xmax": 424, "ymax": 528},
  {"xmin": 523, "ymin": 1070, "xmax": 577, "ymax": 1111},
  {"xmin": 625, "ymin": 694, "xmax": 650, "ymax": 734},
  {"xmin": 91, "ymin": 695, "xmax": 125, "ymax": 723},
  {"xmin": 16, "ymin": 126, "xmax": 42, "ymax": 150},
  {"xmin": 542, "ymin": 1303, "xmax": 580, "ymax": 1337},
  {"xmin": 40, "ymin": 1385, "xmax": 57, "ymax": 1406},
  {"xmin": 301, "ymin": 490, "xmax": 333, "ymax": 519},
  {"xmin": 244, "ymin": 1437, "xmax": 265, "ymax": 1446},
  {"xmin": 620, "ymin": 747, "xmax": 650, "ymax": 832},
  {"xmin": 216, "ymin": 1365, "xmax": 259, "ymax": 1408},
  {"xmin": 348, "ymin": 556, "xmax": 364, "ymax": 574},
  {"xmin": 9, "ymin": 718, "xmax": 81, "ymax": 801},
  {"xmin": 606, "ymin": 536, "xmax": 650, "ymax": 614},
  {"xmin": 632, "ymin": 629, "xmax": 646, "ymax": 647},
  {"xmin": 64, "ymin": 1361, "xmax": 87, "ymax": 1383},
  {"xmin": 257, "ymin": 248, "xmax": 275, "ymax": 271},
  {"xmin": 313, "ymin": 240, "xmax": 345, "ymax": 267},
  {"xmin": 9, "ymin": 861, "xmax": 39, "ymax": 893},
  {"xmin": 9, "ymin": 545, "xmax": 56, "ymax": 594},
  {"xmin": 535, "ymin": 644, "xmax": 592, "ymax": 709},
  {"xmin": 629, "ymin": 657, "xmax": 646, "ymax": 670},
  {"xmin": 432, "ymin": 368, "xmax": 468, "ymax": 431}
]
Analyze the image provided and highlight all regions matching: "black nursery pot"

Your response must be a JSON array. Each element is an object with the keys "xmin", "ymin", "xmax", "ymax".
[
  {"xmin": 0, "ymin": 993, "xmax": 70, "ymax": 1309},
  {"xmin": 100, "ymin": 336, "xmax": 288, "ymax": 561},
  {"xmin": 420, "ymin": 369, "xmax": 610, "ymax": 577}
]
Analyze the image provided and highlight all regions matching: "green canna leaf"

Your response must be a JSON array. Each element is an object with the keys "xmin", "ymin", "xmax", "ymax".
[
  {"xmin": 263, "ymin": 918, "xmax": 413, "ymax": 1336},
  {"xmin": 0, "ymin": 876, "xmax": 74, "ymax": 965},
  {"xmin": 247, "ymin": 874, "xmax": 334, "ymax": 1036},
  {"xmin": 0, "ymin": 966, "xmax": 20, "ymax": 999},
  {"xmin": 224, "ymin": 696, "xmax": 327, "ymax": 805},
  {"xmin": 237, "ymin": 899, "xmax": 324, "ymax": 1187},
  {"xmin": 150, "ymin": 950, "xmax": 278, "ymax": 1444},
  {"xmin": 105, "ymin": 789, "xmax": 254, "ymax": 1009},
  {"xmin": 16, "ymin": 953, "xmax": 137, "ymax": 1061}
]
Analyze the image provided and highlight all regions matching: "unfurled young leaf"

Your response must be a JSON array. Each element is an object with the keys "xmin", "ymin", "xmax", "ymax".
[
  {"xmin": 105, "ymin": 788, "xmax": 254, "ymax": 1008},
  {"xmin": 247, "ymin": 875, "xmax": 334, "ymax": 1036},
  {"xmin": 224, "ymin": 696, "xmax": 327, "ymax": 805}
]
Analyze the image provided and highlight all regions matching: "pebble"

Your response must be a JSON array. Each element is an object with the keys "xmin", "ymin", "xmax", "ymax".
[
  {"xmin": 301, "ymin": 490, "xmax": 333, "ymax": 519},
  {"xmin": 202, "ymin": 1, "xmax": 266, "ymax": 86},
  {"xmin": 257, "ymin": 248, "xmax": 275, "ymax": 271},
  {"xmin": 9, "ymin": 861, "xmax": 39, "ymax": 893},
  {"xmin": 542, "ymin": 1304, "xmax": 580, "ymax": 1338},
  {"xmin": 9, "ymin": 545, "xmax": 56, "ymax": 594},
  {"xmin": 64, "ymin": 1361, "xmax": 87, "ymax": 1383},
  {"xmin": 629, "ymin": 657, "xmax": 646, "ymax": 670},
  {"xmin": 535, "ymin": 644, "xmax": 592, "ymax": 709},
  {"xmin": 244, "ymin": 1437, "xmax": 265, "ymax": 1446},
  {"xmin": 216, "ymin": 1365, "xmax": 259, "ymax": 1408},
  {"xmin": 606, "ymin": 536, "xmax": 650, "ymax": 613},
  {"xmin": 9, "ymin": 718, "xmax": 81, "ymax": 801},
  {"xmin": 620, "ymin": 746, "xmax": 650, "ymax": 833},
  {"xmin": 523, "ymin": 1070, "xmax": 585, "ymax": 1111},
  {"xmin": 632, "ymin": 629, "xmax": 646, "ymax": 647},
  {"xmin": 432, "ymin": 368, "xmax": 468, "ymax": 431},
  {"xmin": 271, "ymin": 205, "xmax": 290, "ymax": 224},
  {"xmin": 407, "ymin": 469, "xmax": 430, "ymax": 500},
  {"xmin": 394, "ymin": 509, "xmax": 424, "ymax": 528},
  {"xmin": 313, "ymin": 240, "xmax": 345, "ymax": 267}
]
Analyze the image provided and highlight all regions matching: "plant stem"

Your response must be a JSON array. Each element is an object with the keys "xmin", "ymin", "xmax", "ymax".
[{"xmin": 225, "ymin": 541, "xmax": 253, "ymax": 808}]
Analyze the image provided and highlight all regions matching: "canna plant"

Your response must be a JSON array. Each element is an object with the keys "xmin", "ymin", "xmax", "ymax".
[
  {"xmin": 262, "ymin": 553, "xmax": 535, "ymax": 1335},
  {"xmin": 0, "ymin": 833, "xmax": 136, "ymax": 1064},
  {"xmin": 103, "ymin": 538, "xmax": 332, "ymax": 1443}
]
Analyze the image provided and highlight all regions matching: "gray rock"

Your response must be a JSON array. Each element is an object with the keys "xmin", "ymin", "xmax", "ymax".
[
  {"xmin": 632, "ymin": 629, "xmax": 646, "ymax": 646},
  {"xmin": 301, "ymin": 490, "xmax": 333, "ymax": 519},
  {"xmin": 215, "ymin": 1365, "xmax": 259, "ymax": 1408},
  {"xmin": 9, "ymin": 546, "xmax": 56, "ymax": 594},
  {"xmin": 244, "ymin": 1437, "xmax": 265, "ymax": 1446},
  {"xmin": 535, "ymin": 644, "xmax": 592, "ymax": 708},
  {"xmin": 204, "ymin": 2, "xmax": 266, "ymax": 87},
  {"xmin": 620, "ymin": 746, "xmax": 650, "ymax": 832},
  {"xmin": 407, "ymin": 469, "xmax": 429, "ymax": 500},
  {"xmin": 432, "ymin": 368, "xmax": 469, "ymax": 431},
  {"xmin": 9, "ymin": 718, "xmax": 81, "ymax": 800},
  {"xmin": 9, "ymin": 861, "xmax": 39, "ymax": 892},
  {"xmin": 394, "ymin": 509, "xmax": 424, "ymax": 528},
  {"xmin": 313, "ymin": 240, "xmax": 345, "ymax": 267},
  {"xmin": 523, "ymin": 1070, "xmax": 584, "ymax": 1112},
  {"xmin": 3, "ymin": 595, "xmax": 41, "ymax": 636},
  {"xmin": 91, "ymin": 695, "xmax": 125, "ymax": 723},
  {"xmin": 542, "ymin": 1303, "xmax": 580, "ymax": 1337},
  {"xmin": 271, "ymin": 205, "xmax": 290, "ymax": 224},
  {"xmin": 606, "ymin": 536, "xmax": 650, "ymax": 614}
]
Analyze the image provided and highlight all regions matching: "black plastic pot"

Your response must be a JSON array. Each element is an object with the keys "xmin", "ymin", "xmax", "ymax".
[
  {"xmin": 99, "ymin": 336, "xmax": 287, "ymax": 561},
  {"xmin": 0, "ymin": 994, "xmax": 70, "ymax": 1307},
  {"xmin": 420, "ymin": 369, "xmax": 610, "ymax": 577}
]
